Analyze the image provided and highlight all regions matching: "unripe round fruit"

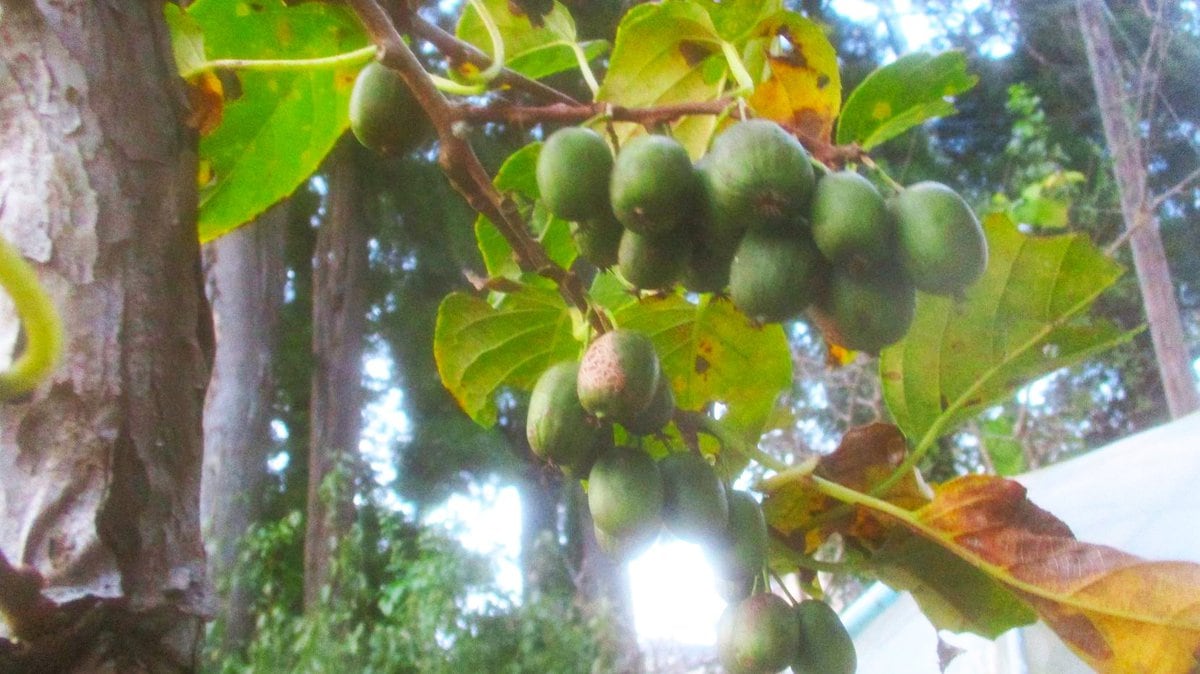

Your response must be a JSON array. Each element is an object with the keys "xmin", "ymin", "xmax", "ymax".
[
  {"xmin": 819, "ymin": 267, "xmax": 915, "ymax": 353},
  {"xmin": 537, "ymin": 127, "xmax": 613, "ymax": 222},
  {"xmin": 892, "ymin": 181, "xmax": 988, "ymax": 295},
  {"xmin": 577, "ymin": 330, "xmax": 661, "ymax": 423},
  {"xmin": 810, "ymin": 171, "xmax": 892, "ymax": 270},
  {"xmin": 571, "ymin": 214, "xmax": 623, "ymax": 269},
  {"xmin": 610, "ymin": 134, "xmax": 698, "ymax": 236},
  {"xmin": 793, "ymin": 600, "xmax": 857, "ymax": 674},
  {"xmin": 588, "ymin": 446, "xmax": 664, "ymax": 537},
  {"xmin": 729, "ymin": 230, "xmax": 828, "ymax": 323},
  {"xmin": 526, "ymin": 362, "xmax": 608, "ymax": 477},
  {"xmin": 719, "ymin": 594, "xmax": 799, "ymax": 674},
  {"xmin": 659, "ymin": 452, "xmax": 728, "ymax": 543},
  {"xmin": 349, "ymin": 61, "xmax": 428, "ymax": 154},
  {"xmin": 617, "ymin": 229, "xmax": 682, "ymax": 290},
  {"xmin": 710, "ymin": 490, "xmax": 768, "ymax": 580},
  {"xmin": 698, "ymin": 120, "xmax": 815, "ymax": 247},
  {"xmin": 681, "ymin": 239, "xmax": 732, "ymax": 293},
  {"xmin": 623, "ymin": 374, "xmax": 675, "ymax": 435},
  {"xmin": 593, "ymin": 521, "xmax": 659, "ymax": 559}
]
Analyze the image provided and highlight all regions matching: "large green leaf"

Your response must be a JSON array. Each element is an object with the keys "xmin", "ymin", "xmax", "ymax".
[
  {"xmin": 835, "ymin": 51, "xmax": 978, "ymax": 150},
  {"xmin": 597, "ymin": 1, "xmax": 729, "ymax": 157},
  {"xmin": 603, "ymin": 290, "xmax": 792, "ymax": 439},
  {"xmin": 185, "ymin": 0, "xmax": 367, "ymax": 241},
  {"xmin": 880, "ymin": 214, "xmax": 1136, "ymax": 445},
  {"xmin": 691, "ymin": 0, "xmax": 782, "ymax": 42},
  {"xmin": 456, "ymin": 0, "xmax": 608, "ymax": 81},
  {"xmin": 474, "ymin": 143, "xmax": 576, "ymax": 280},
  {"xmin": 434, "ymin": 287, "xmax": 581, "ymax": 426},
  {"xmin": 872, "ymin": 532, "xmax": 1037, "ymax": 638}
]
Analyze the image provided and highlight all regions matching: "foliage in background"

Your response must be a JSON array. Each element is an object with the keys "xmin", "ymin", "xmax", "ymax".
[{"xmin": 205, "ymin": 506, "xmax": 621, "ymax": 673}]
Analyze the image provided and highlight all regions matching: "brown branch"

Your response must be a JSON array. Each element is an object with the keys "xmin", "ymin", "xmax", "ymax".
[
  {"xmin": 455, "ymin": 98, "xmax": 738, "ymax": 127},
  {"xmin": 401, "ymin": 11, "xmax": 580, "ymax": 106},
  {"xmin": 347, "ymin": 0, "xmax": 605, "ymax": 333}
]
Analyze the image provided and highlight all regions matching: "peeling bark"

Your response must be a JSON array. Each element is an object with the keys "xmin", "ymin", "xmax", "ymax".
[{"xmin": 0, "ymin": 2, "xmax": 209, "ymax": 672}]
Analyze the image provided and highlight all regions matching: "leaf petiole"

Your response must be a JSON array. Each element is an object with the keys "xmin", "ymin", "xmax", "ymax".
[{"xmin": 181, "ymin": 45, "xmax": 378, "ymax": 78}]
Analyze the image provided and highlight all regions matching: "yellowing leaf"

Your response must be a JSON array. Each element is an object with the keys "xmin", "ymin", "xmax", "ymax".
[
  {"xmin": 185, "ymin": 71, "xmax": 224, "ymax": 136},
  {"xmin": 747, "ymin": 12, "xmax": 840, "ymax": 141},
  {"xmin": 881, "ymin": 213, "xmax": 1137, "ymax": 448},
  {"xmin": 597, "ymin": 1, "xmax": 729, "ymax": 157},
  {"xmin": 914, "ymin": 476, "xmax": 1200, "ymax": 673},
  {"xmin": 828, "ymin": 474, "xmax": 1200, "ymax": 673},
  {"xmin": 763, "ymin": 424, "xmax": 929, "ymax": 552}
]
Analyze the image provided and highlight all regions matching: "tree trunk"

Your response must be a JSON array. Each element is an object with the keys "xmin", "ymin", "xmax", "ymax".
[
  {"xmin": 303, "ymin": 143, "xmax": 369, "ymax": 610},
  {"xmin": 0, "ymin": 3, "xmax": 209, "ymax": 672},
  {"xmin": 569, "ymin": 484, "xmax": 643, "ymax": 673},
  {"xmin": 200, "ymin": 205, "xmax": 287, "ymax": 653},
  {"xmin": 1076, "ymin": 0, "xmax": 1200, "ymax": 418}
]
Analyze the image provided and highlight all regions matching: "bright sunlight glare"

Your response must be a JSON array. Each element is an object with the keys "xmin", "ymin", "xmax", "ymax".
[{"xmin": 629, "ymin": 541, "xmax": 726, "ymax": 646}]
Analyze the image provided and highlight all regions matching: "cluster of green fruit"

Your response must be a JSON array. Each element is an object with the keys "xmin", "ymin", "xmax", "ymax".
[
  {"xmin": 525, "ymin": 329, "xmax": 856, "ymax": 672},
  {"xmin": 719, "ymin": 593, "xmax": 857, "ymax": 674},
  {"xmin": 537, "ymin": 119, "xmax": 987, "ymax": 352}
]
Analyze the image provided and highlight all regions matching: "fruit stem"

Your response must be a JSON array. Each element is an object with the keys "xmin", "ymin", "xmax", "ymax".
[
  {"xmin": 467, "ymin": 0, "xmax": 506, "ymax": 84},
  {"xmin": 719, "ymin": 40, "xmax": 756, "ymax": 95},
  {"xmin": 183, "ymin": 45, "xmax": 379, "ymax": 78},
  {"xmin": 429, "ymin": 74, "xmax": 488, "ymax": 96},
  {"xmin": 860, "ymin": 155, "xmax": 904, "ymax": 194},
  {"xmin": 567, "ymin": 41, "xmax": 601, "ymax": 98},
  {"xmin": 770, "ymin": 570, "xmax": 800, "ymax": 605},
  {"xmin": 0, "ymin": 236, "xmax": 63, "ymax": 400},
  {"xmin": 694, "ymin": 414, "xmax": 789, "ymax": 473}
]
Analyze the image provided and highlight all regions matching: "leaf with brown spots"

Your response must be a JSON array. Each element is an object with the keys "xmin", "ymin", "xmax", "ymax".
[
  {"xmin": 762, "ymin": 423, "xmax": 929, "ymax": 553},
  {"xmin": 880, "ymin": 213, "xmax": 1137, "ymax": 448},
  {"xmin": 603, "ymin": 292, "xmax": 791, "ymax": 443},
  {"xmin": 746, "ymin": 12, "xmax": 841, "ymax": 142},
  {"xmin": 896, "ymin": 476, "xmax": 1200, "ymax": 673}
]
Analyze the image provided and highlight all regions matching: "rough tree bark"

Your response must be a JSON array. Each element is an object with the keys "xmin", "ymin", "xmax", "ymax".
[
  {"xmin": 200, "ymin": 205, "xmax": 287, "ymax": 653},
  {"xmin": 1076, "ymin": 0, "xmax": 1200, "ymax": 418},
  {"xmin": 302, "ymin": 142, "xmax": 369, "ymax": 611},
  {"xmin": 0, "ymin": 3, "xmax": 210, "ymax": 671}
]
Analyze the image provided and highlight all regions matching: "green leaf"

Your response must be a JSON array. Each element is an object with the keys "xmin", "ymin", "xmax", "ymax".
[
  {"xmin": 163, "ymin": 4, "xmax": 206, "ymax": 77},
  {"xmin": 691, "ymin": 0, "xmax": 783, "ymax": 42},
  {"xmin": 880, "ymin": 213, "xmax": 1137, "ymax": 445},
  {"xmin": 188, "ymin": 0, "xmax": 368, "ymax": 241},
  {"xmin": 611, "ymin": 294, "xmax": 791, "ymax": 439},
  {"xmin": 979, "ymin": 415, "xmax": 1026, "ymax": 476},
  {"xmin": 456, "ymin": 0, "xmax": 608, "ymax": 81},
  {"xmin": 434, "ymin": 287, "xmax": 582, "ymax": 426},
  {"xmin": 873, "ymin": 531, "xmax": 1037, "ymax": 638},
  {"xmin": 474, "ymin": 143, "xmax": 576, "ymax": 279},
  {"xmin": 597, "ymin": 1, "xmax": 729, "ymax": 157},
  {"xmin": 836, "ymin": 50, "xmax": 978, "ymax": 150}
]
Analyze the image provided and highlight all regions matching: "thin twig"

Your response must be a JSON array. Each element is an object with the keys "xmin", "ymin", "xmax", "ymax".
[
  {"xmin": 347, "ymin": 0, "xmax": 605, "ymax": 333},
  {"xmin": 454, "ymin": 98, "xmax": 738, "ymax": 127},
  {"xmin": 1150, "ymin": 164, "xmax": 1200, "ymax": 211},
  {"xmin": 404, "ymin": 12, "xmax": 580, "ymax": 106}
]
